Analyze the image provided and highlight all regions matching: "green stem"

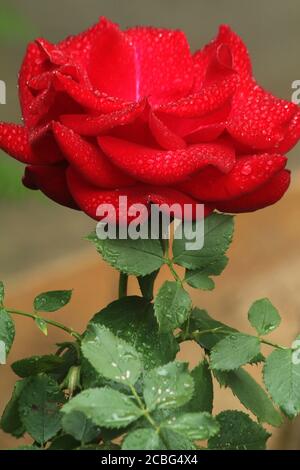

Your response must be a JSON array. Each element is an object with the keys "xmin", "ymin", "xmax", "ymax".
[
  {"xmin": 8, "ymin": 309, "xmax": 82, "ymax": 341},
  {"xmin": 190, "ymin": 327, "xmax": 227, "ymax": 340},
  {"xmin": 165, "ymin": 258, "xmax": 183, "ymax": 285},
  {"xmin": 165, "ymin": 257, "xmax": 192, "ymax": 339},
  {"xmin": 180, "ymin": 328, "xmax": 286, "ymax": 350},
  {"xmin": 260, "ymin": 338, "xmax": 287, "ymax": 350},
  {"xmin": 129, "ymin": 384, "xmax": 159, "ymax": 432},
  {"xmin": 118, "ymin": 273, "xmax": 128, "ymax": 298}
]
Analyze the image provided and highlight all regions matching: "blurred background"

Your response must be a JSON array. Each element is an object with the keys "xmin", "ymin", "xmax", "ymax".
[{"xmin": 0, "ymin": 0, "xmax": 300, "ymax": 450}]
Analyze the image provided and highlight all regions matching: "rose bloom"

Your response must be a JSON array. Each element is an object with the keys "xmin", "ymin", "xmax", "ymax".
[{"xmin": 0, "ymin": 18, "xmax": 299, "ymax": 223}]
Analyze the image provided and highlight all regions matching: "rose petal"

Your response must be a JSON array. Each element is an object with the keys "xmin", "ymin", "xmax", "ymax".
[
  {"xmin": 0, "ymin": 122, "xmax": 63, "ymax": 165},
  {"xmin": 86, "ymin": 19, "xmax": 137, "ymax": 101},
  {"xmin": 0, "ymin": 123, "xmax": 33, "ymax": 163},
  {"xmin": 177, "ymin": 154, "xmax": 287, "ymax": 201},
  {"xmin": 185, "ymin": 123, "xmax": 225, "ymax": 144},
  {"xmin": 158, "ymin": 73, "xmax": 238, "ymax": 118},
  {"xmin": 53, "ymin": 73, "xmax": 129, "ymax": 113},
  {"xmin": 227, "ymin": 80, "xmax": 298, "ymax": 150},
  {"xmin": 149, "ymin": 111, "xmax": 186, "ymax": 150},
  {"xmin": 67, "ymin": 166, "xmax": 149, "ymax": 223},
  {"xmin": 28, "ymin": 84, "xmax": 84, "ymax": 129},
  {"xmin": 28, "ymin": 66, "xmax": 81, "ymax": 91},
  {"xmin": 216, "ymin": 169, "xmax": 290, "ymax": 213},
  {"xmin": 221, "ymin": 134, "xmax": 254, "ymax": 155},
  {"xmin": 215, "ymin": 25, "xmax": 252, "ymax": 80},
  {"xmin": 184, "ymin": 103, "xmax": 231, "ymax": 143},
  {"xmin": 36, "ymin": 38, "xmax": 68, "ymax": 66},
  {"xmin": 98, "ymin": 136, "xmax": 235, "ymax": 185},
  {"xmin": 193, "ymin": 24, "xmax": 252, "ymax": 92},
  {"xmin": 59, "ymin": 17, "xmax": 137, "ymax": 101},
  {"xmin": 67, "ymin": 166, "xmax": 210, "ymax": 223},
  {"xmin": 193, "ymin": 43, "xmax": 234, "ymax": 92},
  {"xmin": 60, "ymin": 99, "xmax": 146, "ymax": 136},
  {"xmin": 146, "ymin": 188, "xmax": 214, "ymax": 219},
  {"xmin": 29, "ymin": 69, "xmax": 98, "ymax": 105},
  {"xmin": 157, "ymin": 101, "xmax": 230, "ymax": 142},
  {"xmin": 29, "ymin": 71, "xmax": 56, "ymax": 91},
  {"xmin": 126, "ymin": 26, "xmax": 194, "ymax": 103},
  {"xmin": 27, "ymin": 87, "xmax": 56, "ymax": 127},
  {"xmin": 276, "ymin": 109, "xmax": 300, "ymax": 153},
  {"xmin": 29, "ymin": 123, "xmax": 65, "ymax": 164},
  {"xmin": 58, "ymin": 16, "xmax": 108, "ymax": 60},
  {"xmin": 18, "ymin": 42, "xmax": 50, "ymax": 124},
  {"xmin": 52, "ymin": 122, "xmax": 135, "ymax": 188},
  {"xmin": 193, "ymin": 48, "xmax": 214, "ymax": 92},
  {"xmin": 24, "ymin": 164, "xmax": 78, "ymax": 209}
]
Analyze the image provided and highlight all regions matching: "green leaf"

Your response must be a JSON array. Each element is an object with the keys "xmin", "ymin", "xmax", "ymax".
[
  {"xmin": 210, "ymin": 333, "xmax": 261, "ymax": 371},
  {"xmin": 138, "ymin": 271, "xmax": 159, "ymax": 300},
  {"xmin": 87, "ymin": 232, "xmax": 164, "ymax": 276},
  {"xmin": 185, "ymin": 256, "xmax": 228, "ymax": 291},
  {"xmin": 77, "ymin": 443, "xmax": 121, "ymax": 450},
  {"xmin": 0, "ymin": 281, "xmax": 4, "ymax": 307},
  {"xmin": 18, "ymin": 375, "xmax": 64, "ymax": 444},
  {"xmin": 154, "ymin": 281, "xmax": 192, "ymax": 333},
  {"xmin": 182, "ymin": 361, "xmax": 213, "ymax": 413},
  {"xmin": 63, "ymin": 365, "xmax": 81, "ymax": 397},
  {"xmin": 48, "ymin": 434, "xmax": 79, "ymax": 450},
  {"xmin": 52, "ymin": 346, "xmax": 78, "ymax": 383},
  {"xmin": 62, "ymin": 410, "xmax": 101, "ymax": 444},
  {"xmin": 185, "ymin": 271, "xmax": 215, "ymax": 290},
  {"xmin": 248, "ymin": 298, "xmax": 281, "ymax": 336},
  {"xmin": 34, "ymin": 290, "xmax": 72, "ymax": 312},
  {"xmin": 97, "ymin": 442, "xmax": 121, "ymax": 450},
  {"xmin": 82, "ymin": 324, "xmax": 142, "ymax": 386},
  {"xmin": 91, "ymin": 297, "xmax": 178, "ymax": 370},
  {"xmin": 249, "ymin": 352, "xmax": 265, "ymax": 365},
  {"xmin": 11, "ymin": 355, "xmax": 64, "ymax": 378},
  {"xmin": 160, "ymin": 428, "xmax": 196, "ymax": 450},
  {"xmin": 189, "ymin": 308, "xmax": 236, "ymax": 350},
  {"xmin": 263, "ymin": 348, "xmax": 300, "ymax": 418},
  {"xmin": 214, "ymin": 368, "xmax": 282, "ymax": 426},
  {"xmin": 80, "ymin": 359, "xmax": 107, "ymax": 389},
  {"xmin": 0, "ymin": 308, "xmax": 15, "ymax": 355},
  {"xmin": 100, "ymin": 426, "xmax": 125, "ymax": 443},
  {"xmin": 122, "ymin": 428, "xmax": 166, "ymax": 450},
  {"xmin": 208, "ymin": 411, "xmax": 270, "ymax": 450},
  {"xmin": 173, "ymin": 213, "xmax": 234, "ymax": 270},
  {"xmin": 1, "ymin": 380, "xmax": 27, "ymax": 437},
  {"xmin": 161, "ymin": 412, "xmax": 219, "ymax": 440},
  {"xmin": 62, "ymin": 387, "xmax": 143, "ymax": 428},
  {"xmin": 143, "ymin": 362, "xmax": 194, "ymax": 411},
  {"xmin": 80, "ymin": 358, "xmax": 135, "ymax": 397},
  {"xmin": 35, "ymin": 317, "xmax": 48, "ymax": 336},
  {"xmin": 80, "ymin": 360, "xmax": 134, "ymax": 401}
]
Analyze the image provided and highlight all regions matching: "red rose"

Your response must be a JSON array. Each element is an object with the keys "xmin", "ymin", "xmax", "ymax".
[{"xmin": 0, "ymin": 18, "xmax": 298, "ymax": 222}]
